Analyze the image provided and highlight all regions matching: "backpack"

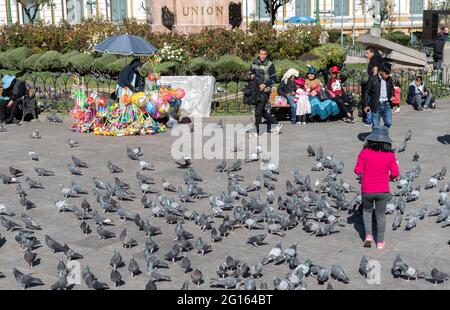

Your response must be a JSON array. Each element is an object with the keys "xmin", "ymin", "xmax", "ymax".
[
  {"xmin": 243, "ymin": 80, "xmax": 261, "ymax": 105},
  {"xmin": 12, "ymin": 79, "xmax": 27, "ymax": 99}
]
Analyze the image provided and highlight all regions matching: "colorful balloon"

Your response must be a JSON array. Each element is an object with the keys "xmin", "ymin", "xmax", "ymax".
[{"xmin": 145, "ymin": 101, "xmax": 155, "ymax": 114}]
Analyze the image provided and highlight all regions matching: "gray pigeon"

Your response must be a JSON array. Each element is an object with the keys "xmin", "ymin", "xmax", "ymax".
[
  {"xmin": 210, "ymin": 277, "xmax": 241, "ymax": 289},
  {"xmin": 50, "ymin": 275, "xmax": 68, "ymax": 290},
  {"xmin": 21, "ymin": 213, "xmax": 42, "ymax": 230},
  {"xmin": 191, "ymin": 268, "xmax": 203, "ymax": 286},
  {"xmin": 24, "ymin": 249, "xmax": 37, "ymax": 267},
  {"xmin": 412, "ymin": 152, "xmax": 419, "ymax": 162},
  {"xmin": 215, "ymin": 160, "xmax": 227, "ymax": 172},
  {"xmin": 71, "ymin": 155, "xmax": 88, "ymax": 168},
  {"xmin": 28, "ymin": 148, "xmax": 39, "ymax": 161},
  {"xmin": 34, "ymin": 167, "xmax": 54, "ymax": 176},
  {"xmin": 110, "ymin": 251, "xmax": 123, "ymax": 270},
  {"xmin": 128, "ymin": 257, "xmax": 141, "ymax": 278},
  {"xmin": 45, "ymin": 235, "xmax": 65, "ymax": 253},
  {"xmin": 397, "ymin": 141, "xmax": 407, "ymax": 153},
  {"xmin": 145, "ymin": 280, "xmax": 157, "ymax": 290},
  {"xmin": 392, "ymin": 211, "xmax": 403, "ymax": 230},
  {"xmin": 30, "ymin": 129, "xmax": 41, "ymax": 139},
  {"xmin": 13, "ymin": 268, "xmax": 43, "ymax": 289},
  {"xmin": 405, "ymin": 129, "xmax": 412, "ymax": 141},
  {"xmin": 331, "ymin": 265, "xmax": 350, "ymax": 283},
  {"xmin": 359, "ymin": 256, "xmax": 372, "ymax": 278},
  {"xmin": 247, "ymin": 234, "xmax": 267, "ymax": 247},
  {"xmin": 431, "ymin": 268, "xmax": 448, "ymax": 285},
  {"xmin": 110, "ymin": 269, "xmax": 122, "ymax": 288},
  {"xmin": 97, "ymin": 225, "xmax": 116, "ymax": 240},
  {"xmin": 148, "ymin": 263, "xmax": 171, "ymax": 282},
  {"xmin": 180, "ymin": 256, "xmax": 192, "ymax": 273},
  {"xmin": 127, "ymin": 146, "xmax": 140, "ymax": 160},
  {"xmin": 67, "ymin": 138, "xmax": 79, "ymax": 148},
  {"xmin": 119, "ymin": 228, "xmax": 138, "ymax": 248},
  {"xmin": 228, "ymin": 160, "xmax": 242, "ymax": 172},
  {"xmin": 9, "ymin": 166, "xmax": 23, "ymax": 177},
  {"xmin": 63, "ymin": 244, "xmax": 83, "ymax": 260},
  {"xmin": 307, "ymin": 145, "xmax": 315, "ymax": 156},
  {"xmin": 68, "ymin": 164, "xmax": 83, "ymax": 176},
  {"xmin": 107, "ymin": 160, "xmax": 123, "ymax": 173}
]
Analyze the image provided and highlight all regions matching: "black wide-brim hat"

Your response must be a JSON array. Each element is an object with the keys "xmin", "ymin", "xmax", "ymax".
[{"xmin": 365, "ymin": 126, "xmax": 393, "ymax": 144}]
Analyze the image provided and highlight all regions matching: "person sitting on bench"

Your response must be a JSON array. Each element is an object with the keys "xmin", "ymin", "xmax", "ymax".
[{"xmin": 406, "ymin": 76, "xmax": 435, "ymax": 111}]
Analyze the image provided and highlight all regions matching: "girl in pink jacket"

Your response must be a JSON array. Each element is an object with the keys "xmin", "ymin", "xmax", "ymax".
[{"xmin": 354, "ymin": 127, "xmax": 399, "ymax": 249}]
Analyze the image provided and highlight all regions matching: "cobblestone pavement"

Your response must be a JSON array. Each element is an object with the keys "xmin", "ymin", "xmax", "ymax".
[{"xmin": 0, "ymin": 102, "xmax": 449, "ymax": 290}]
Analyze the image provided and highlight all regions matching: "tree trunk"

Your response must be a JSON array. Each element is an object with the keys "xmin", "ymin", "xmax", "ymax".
[{"xmin": 145, "ymin": 0, "xmax": 153, "ymax": 24}]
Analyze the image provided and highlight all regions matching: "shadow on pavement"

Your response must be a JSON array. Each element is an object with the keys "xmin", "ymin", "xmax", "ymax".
[{"xmin": 437, "ymin": 135, "xmax": 450, "ymax": 145}]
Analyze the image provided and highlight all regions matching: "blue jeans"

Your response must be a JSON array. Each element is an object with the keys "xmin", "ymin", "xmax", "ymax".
[
  {"xmin": 372, "ymin": 102, "xmax": 392, "ymax": 128},
  {"xmin": 364, "ymin": 111, "xmax": 372, "ymax": 125},
  {"xmin": 287, "ymin": 96, "xmax": 297, "ymax": 123}
]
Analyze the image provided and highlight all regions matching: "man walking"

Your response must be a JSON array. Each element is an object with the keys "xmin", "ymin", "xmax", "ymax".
[
  {"xmin": 362, "ymin": 46, "xmax": 384, "ymax": 126},
  {"xmin": 249, "ymin": 47, "xmax": 282, "ymax": 138}
]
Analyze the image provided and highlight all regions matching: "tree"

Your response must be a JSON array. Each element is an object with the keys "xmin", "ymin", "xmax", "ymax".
[
  {"xmin": 141, "ymin": 0, "xmax": 153, "ymax": 24},
  {"xmin": 263, "ymin": 0, "xmax": 292, "ymax": 26},
  {"xmin": 360, "ymin": 0, "xmax": 396, "ymax": 28},
  {"xmin": 17, "ymin": 0, "xmax": 50, "ymax": 24}
]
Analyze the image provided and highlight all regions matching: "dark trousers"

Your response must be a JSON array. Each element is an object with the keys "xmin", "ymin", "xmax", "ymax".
[
  {"xmin": 255, "ymin": 92, "xmax": 278, "ymax": 134},
  {"xmin": 334, "ymin": 93, "xmax": 355, "ymax": 116},
  {"xmin": 362, "ymin": 192, "xmax": 391, "ymax": 242},
  {"xmin": 0, "ymin": 99, "xmax": 20, "ymax": 122}
]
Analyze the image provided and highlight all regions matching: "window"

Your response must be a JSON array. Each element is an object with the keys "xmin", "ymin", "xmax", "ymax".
[
  {"xmin": 295, "ymin": 0, "xmax": 311, "ymax": 16},
  {"xmin": 67, "ymin": 0, "xmax": 84, "ymax": 24},
  {"xmin": 22, "ymin": 4, "xmax": 40, "ymax": 24},
  {"xmin": 334, "ymin": 0, "xmax": 349, "ymax": 16},
  {"xmin": 410, "ymin": 0, "xmax": 424, "ymax": 15},
  {"xmin": 111, "ymin": 0, "xmax": 128, "ymax": 21},
  {"xmin": 256, "ymin": 0, "xmax": 270, "ymax": 18}
]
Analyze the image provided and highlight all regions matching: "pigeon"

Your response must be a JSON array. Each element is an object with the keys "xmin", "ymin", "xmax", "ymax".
[
  {"xmin": 210, "ymin": 278, "xmax": 241, "ymax": 289},
  {"xmin": 63, "ymin": 244, "xmax": 83, "ymax": 260},
  {"xmin": 110, "ymin": 251, "xmax": 123, "ymax": 270},
  {"xmin": 180, "ymin": 256, "xmax": 192, "ymax": 273},
  {"xmin": 359, "ymin": 256, "xmax": 372, "ymax": 278},
  {"xmin": 1, "ymin": 174, "xmax": 18, "ymax": 184},
  {"xmin": 216, "ymin": 119, "xmax": 223, "ymax": 128},
  {"xmin": 247, "ymin": 234, "xmax": 267, "ymax": 247},
  {"xmin": 392, "ymin": 210, "xmax": 403, "ymax": 230},
  {"xmin": 148, "ymin": 263, "xmax": 171, "ymax": 282},
  {"xmin": 331, "ymin": 265, "xmax": 350, "ymax": 283},
  {"xmin": 425, "ymin": 177, "xmax": 439, "ymax": 190},
  {"xmin": 195, "ymin": 237, "xmax": 211, "ymax": 256},
  {"xmin": 307, "ymin": 145, "xmax": 315, "ymax": 156},
  {"xmin": 24, "ymin": 249, "xmax": 37, "ymax": 267},
  {"xmin": 0, "ymin": 216, "xmax": 21, "ymax": 231},
  {"xmin": 404, "ymin": 129, "xmax": 412, "ymax": 141},
  {"xmin": 97, "ymin": 225, "xmax": 116, "ymax": 240},
  {"xmin": 210, "ymin": 227, "xmax": 222, "ymax": 242},
  {"xmin": 68, "ymin": 164, "xmax": 83, "ymax": 176},
  {"xmin": 128, "ymin": 257, "xmax": 141, "ymax": 278},
  {"xmin": 139, "ymin": 161, "xmax": 155, "ymax": 170},
  {"xmin": 79, "ymin": 220, "xmax": 90, "ymax": 235},
  {"xmin": 127, "ymin": 147, "xmax": 140, "ymax": 160},
  {"xmin": 228, "ymin": 160, "xmax": 242, "ymax": 172},
  {"xmin": 66, "ymin": 137, "xmax": 79, "ymax": 148},
  {"xmin": 45, "ymin": 235, "xmax": 65, "ymax": 253},
  {"xmin": 9, "ymin": 166, "xmax": 23, "ymax": 177},
  {"xmin": 20, "ymin": 194, "xmax": 36, "ymax": 211},
  {"xmin": 21, "ymin": 213, "xmax": 42, "ymax": 230},
  {"xmin": 47, "ymin": 114, "xmax": 63, "ymax": 122},
  {"xmin": 107, "ymin": 160, "xmax": 123, "ymax": 173},
  {"xmin": 110, "ymin": 269, "xmax": 122, "ymax": 288},
  {"xmin": 431, "ymin": 268, "xmax": 448, "ymax": 285},
  {"xmin": 119, "ymin": 228, "xmax": 138, "ymax": 248},
  {"xmin": 71, "ymin": 155, "xmax": 88, "ymax": 168},
  {"xmin": 397, "ymin": 141, "xmax": 407, "ymax": 153},
  {"xmin": 262, "ymin": 242, "xmax": 282, "ymax": 265},
  {"xmin": 175, "ymin": 157, "xmax": 192, "ymax": 169},
  {"xmin": 13, "ymin": 268, "xmax": 43, "ymax": 289},
  {"xmin": 54, "ymin": 199, "xmax": 71, "ymax": 212},
  {"xmin": 315, "ymin": 146, "xmax": 324, "ymax": 161},
  {"xmin": 34, "ymin": 167, "xmax": 54, "ymax": 176},
  {"xmin": 56, "ymin": 259, "xmax": 68, "ymax": 277},
  {"xmin": 0, "ymin": 124, "xmax": 6, "ymax": 132},
  {"xmin": 273, "ymin": 277, "xmax": 291, "ymax": 290},
  {"xmin": 71, "ymin": 181, "xmax": 88, "ymax": 196},
  {"xmin": 59, "ymin": 184, "xmax": 73, "ymax": 198},
  {"xmin": 191, "ymin": 268, "xmax": 203, "ymax": 286},
  {"xmin": 215, "ymin": 160, "xmax": 227, "ymax": 172},
  {"xmin": 162, "ymin": 179, "xmax": 177, "ymax": 192},
  {"xmin": 145, "ymin": 280, "xmax": 157, "ymax": 290},
  {"xmin": 30, "ymin": 129, "xmax": 41, "ymax": 139},
  {"xmin": 28, "ymin": 148, "xmax": 39, "ymax": 161},
  {"xmin": 412, "ymin": 152, "xmax": 419, "ymax": 162},
  {"xmin": 165, "ymin": 244, "xmax": 181, "ymax": 263},
  {"xmin": 50, "ymin": 274, "xmax": 69, "ymax": 290}
]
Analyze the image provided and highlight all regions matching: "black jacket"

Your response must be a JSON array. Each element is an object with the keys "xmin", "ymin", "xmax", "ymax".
[
  {"xmin": 277, "ymin": 79, "xmax": 297, "ymax": 97},
  {"xmin": 433, "ymin": 32, "xmax": 448, "ymax": 61},
  {"xmin": 118, "ymin": 59, "xmax": 143, "ymax": 91},
  {"xmin": 364, "ymin": 75, "xmax": 394, "ymax": 112},
  {"xmin": 1, "ymin": 79, "xmax": 26, "ymax": 101}
]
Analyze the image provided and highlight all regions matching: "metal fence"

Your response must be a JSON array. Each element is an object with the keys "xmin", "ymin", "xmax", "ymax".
[{"xmin": 1, "ymin": 66, "xmax": 449, "ymax": 115}]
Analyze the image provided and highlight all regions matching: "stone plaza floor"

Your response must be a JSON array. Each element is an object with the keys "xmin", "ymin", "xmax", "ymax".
[{"xmin": 0, "ymin": 101, "xmax": 449, "ymax": 290}]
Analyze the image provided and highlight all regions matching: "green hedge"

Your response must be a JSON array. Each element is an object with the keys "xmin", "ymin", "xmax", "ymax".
[
  {"xmin": 36, "ymin": 51, "xmax": 63, "ymax": 71},
  {"xmin": 23, "ymin": 52, "xmax": 43, "ymax": 71},
  {"xmin": 188, "ymin": 57, "xmax": 214, "ymax": 75},
  {"xmin": 67, "ymin": 53, "xmax": 94, "ymax": 74},
  {"xmin": 213, "ymin": 55, "xmax": 248, "ymax": 81},
  {"xmin": 0, "ymin": 47, "xmax": 32, "ymax": 70},
  {"xmin": 61, "ymin": 50, "xmax": 81, "ymax": 69},
  {"xmin": 91, "ymin": 54, "xmax": 117, "ymax": 74},
  {"xmin": 383, "ymin": 31, "xmax": 411, "ymax": 46}
]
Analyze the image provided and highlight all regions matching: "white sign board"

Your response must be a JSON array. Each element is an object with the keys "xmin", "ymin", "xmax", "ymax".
[{"xmin": 159, "ymin": 76, "xmax": 215, "ymax": 118}]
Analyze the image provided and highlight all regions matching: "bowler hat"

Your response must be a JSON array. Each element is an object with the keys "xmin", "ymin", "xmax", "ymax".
[
  {"xmin": 365, "ymin": 126, "xmax": 393, "ymax": 144},
  {"xmin": 307, "ymin": 67, "xmax": 318, "ymax": 76}
]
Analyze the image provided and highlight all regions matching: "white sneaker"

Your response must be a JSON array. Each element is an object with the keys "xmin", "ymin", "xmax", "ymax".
[
  {"xmin": 302, "ymin": 122, "xmax": 306, "ymax": 125},
  {"xmin": 364, "ymin": 123, "xmax": 371, "ymax": 127},
  {"xmin": 249, "ymin": 133, "xmax": 258, "ymax": 139},
  {"xmin": 296, "ymin": 122, "xmax": 302, "ymax": 124}
]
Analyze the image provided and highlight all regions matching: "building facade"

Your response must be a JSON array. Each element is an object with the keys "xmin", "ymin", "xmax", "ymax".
[{"xmin": 0, "ymin": 0, "xmax": 444, "ymax": 35}]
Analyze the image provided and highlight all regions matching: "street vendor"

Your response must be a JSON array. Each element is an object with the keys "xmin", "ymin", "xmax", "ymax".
[{"xmin": 116, "ymin": 58, "xmax": 144, "ymax": 106}]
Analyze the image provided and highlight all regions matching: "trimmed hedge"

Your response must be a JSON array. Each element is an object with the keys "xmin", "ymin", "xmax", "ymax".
[
  {"xmin": 0, "ymin": 47, "xmax": 32, "ymax": 70},
  {"xmin": 91, "ymin": 54, "xmax": 117, "ymax": 74},
  {"xmin": 67, "ymin": 53, "xmax": 94, "ymax": 74},
  {"xmin": 22, "ymin": 52, "xmax": 43, "ymax": 71},
  {"xmin": 61, "ymin": 50, "xmax": 81, "ymax": 69},
  {"xmin": 188, "ymin": 57, "xmax": 214, "ymax": 75},
  {"xmin": 36, "ymin": 51, "xmax": 63, "ymax": 71},
  {"xmin": 383, "ymin": 31, "xmax": 411, "ymax": 46},
  {"xmin": 213, "ymin": 55, "xmax": 248, "ymax": 81}
]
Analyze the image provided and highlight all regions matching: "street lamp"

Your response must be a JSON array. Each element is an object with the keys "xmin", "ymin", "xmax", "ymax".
[
  {"xmin": 86, "ymin": 0, "xmax": 96, "ymax": 16},
  {"xmin": 47, "ymin": 1, "xmax": 56, "ymax": 24}
]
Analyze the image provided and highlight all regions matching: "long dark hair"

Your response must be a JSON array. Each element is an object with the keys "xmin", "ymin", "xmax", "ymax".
[{"xmin": 364, "ymin": 141, "xmax": 393, "ymax": 153}]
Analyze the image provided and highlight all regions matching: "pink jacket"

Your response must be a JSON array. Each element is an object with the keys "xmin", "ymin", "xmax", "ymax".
[{"xmin": 354, "ymin": 148, "xmax": 400, "ymax": 193}]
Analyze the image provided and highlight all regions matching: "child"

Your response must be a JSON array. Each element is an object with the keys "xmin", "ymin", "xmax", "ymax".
[
  {"xmin": 327, "ymin": 66, "xmax": 355, "ymax": 123},
  {"xmin": 294, "ymin": 77, "xmax": 311, "ymax": 124},
  {"xmin": 354, "ymin": 127, "xmax": 399, "ymax": 249},
  {"xmin": 392, "ymin": 80, "xmax": 401, "ymax": 113}
]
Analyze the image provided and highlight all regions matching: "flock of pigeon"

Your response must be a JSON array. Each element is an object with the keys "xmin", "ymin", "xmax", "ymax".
[{"xmin": 0, "ymin": 119, "xmax": 449, "ymax": 290}]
